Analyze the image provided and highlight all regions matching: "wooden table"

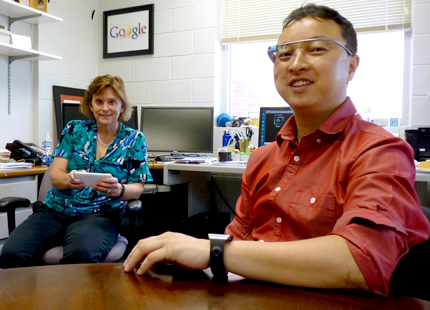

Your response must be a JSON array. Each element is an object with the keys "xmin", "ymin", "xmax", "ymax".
[
  {"xmin": 0, "ymin": 165, "xmax": 48, "ymax": 178},
  {"xmin": 0, "ymin": 263, "xmax": 429, "ymax": 310}
]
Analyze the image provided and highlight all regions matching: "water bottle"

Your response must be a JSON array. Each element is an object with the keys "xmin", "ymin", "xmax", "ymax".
[
  {"xmin": 42, "ymin": 132, "xmax": 53, "ymax": 165},
  {"xmin": 222, "ymin": 129, "xmax": 232, "ymax": 147}
]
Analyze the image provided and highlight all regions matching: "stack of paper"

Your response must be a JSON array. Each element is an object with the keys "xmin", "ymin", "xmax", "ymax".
[
  {"xmin": 0, "ymin": 148, "xmax": 11, "ymax": 157},
  {"xmin": 180, "ymin": 157, "xmax": 217, "ymax": 163},
  {"xmin": 212, "ymin": 161, "xmax": 248, "ymax": 166},
  {"xmin": 0, "ymin": 162, "xmax": 33, "ymax": 170}
]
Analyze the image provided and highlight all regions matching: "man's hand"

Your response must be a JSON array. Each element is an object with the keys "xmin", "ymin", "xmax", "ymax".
[{"xmin": 123, "ymin": 232, "xmax": 210, "ymax": 275}]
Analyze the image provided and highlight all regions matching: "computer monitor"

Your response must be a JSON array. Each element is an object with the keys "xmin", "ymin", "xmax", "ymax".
[
  {"xmin": 60, "ymin": 103, "xmax": 138, "ymax": 137},
  {"xmin": 258, "ymin": 107, "xmax": 294, "ymax": 147},
  {"xmin": 140, "ymin": 107, "xmax": 214, "ymax": 155}
]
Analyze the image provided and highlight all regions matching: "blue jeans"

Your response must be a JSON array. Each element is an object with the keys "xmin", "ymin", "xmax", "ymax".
[{"xmin": 0, "ymin": 204, "xmax": 121, "ymax": 268}]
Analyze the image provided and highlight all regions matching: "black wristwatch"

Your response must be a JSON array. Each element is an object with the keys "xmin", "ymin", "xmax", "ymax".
[
  {"xmin": 208, "ymin": 233, "xmax": 232, "ymax": 284},
  {"xmin": 117, "ymin": 183, "xmax": 125, "ymax": 199}
]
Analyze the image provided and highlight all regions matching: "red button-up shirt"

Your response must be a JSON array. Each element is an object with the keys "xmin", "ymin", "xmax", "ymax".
[{"xmin": 225, "ymin": 97, "xmax": 430, "ymax": 296}]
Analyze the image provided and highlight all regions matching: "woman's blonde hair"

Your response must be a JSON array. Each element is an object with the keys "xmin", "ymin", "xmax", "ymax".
[{"xmin": 80, "ymin": 75, "xmax": 133, "ymax": 122}]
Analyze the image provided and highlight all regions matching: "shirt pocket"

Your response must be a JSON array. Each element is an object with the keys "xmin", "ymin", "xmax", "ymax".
[{"xmin": 287, "ymin": 191, "xmax": 337, "ymax": 238}]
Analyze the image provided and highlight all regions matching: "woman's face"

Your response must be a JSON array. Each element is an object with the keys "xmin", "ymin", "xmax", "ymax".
[{"xmin": 90, "ymin": 87, "xmax": 124, "ymax": 129}]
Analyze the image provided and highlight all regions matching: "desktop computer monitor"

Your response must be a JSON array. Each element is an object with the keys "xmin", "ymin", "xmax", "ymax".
[
  {"xmin": 140, "ymin": 107, "xmax": 214, "ymax": 155},
  {"xmin": 60, "ymin": 103, "xmax": 138, "ymax": 138},
  {"xmin": 258, "ymin": 107, "xmax": 294, "ymax": 147}
]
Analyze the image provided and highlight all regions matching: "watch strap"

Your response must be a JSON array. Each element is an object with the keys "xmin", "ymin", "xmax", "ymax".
[
  {"xmin": 209, "ymin": 233, "xmax": 232, "ymax": 284},
  {"xmin": 117, "ymin": 183, "xmax": 125, "ymax": 199}
]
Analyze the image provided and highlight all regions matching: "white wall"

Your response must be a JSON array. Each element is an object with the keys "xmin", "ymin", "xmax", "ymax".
[
  {"xmin": 0, "ymin": 0, "xmax": 429, "ymax": 149},
  {"xmin": 37, "ymin": 0, "xmax": 99, "ymax": 145},
  {"xmin": 0, "ymin": 16, "xmax": 33, "ymax": 147},
  {"xmin": 36, "ymin": 0, "xmax": 221, "ymax": 147},
  {"xmin": 410, "ymin": 0, "xmax": 430, "ymax": 126},
  {"xmin": 97, "ymin": 0, "xmax": 221, "ymax": 132}
]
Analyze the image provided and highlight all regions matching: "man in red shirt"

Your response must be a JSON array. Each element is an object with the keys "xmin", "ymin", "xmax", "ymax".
[{"xmin": 123, "ymin": 4, "xmax": 430, "ymax": 297}]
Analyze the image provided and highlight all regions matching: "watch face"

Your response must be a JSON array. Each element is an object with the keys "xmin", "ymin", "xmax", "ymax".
[{"xmin": 208, "ymin": 233, "xmax": 232, "ymax": 241}]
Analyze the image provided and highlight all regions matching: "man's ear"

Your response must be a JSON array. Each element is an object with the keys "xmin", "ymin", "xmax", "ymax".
[{"xmin": 347, "ymin": 55, "xmax": 360, "ymax": 82}]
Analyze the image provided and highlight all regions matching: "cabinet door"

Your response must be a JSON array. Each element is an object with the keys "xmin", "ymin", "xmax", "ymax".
[{"xmin": 0, "ymin": 176, "xmax": 37, "ymax": 239}]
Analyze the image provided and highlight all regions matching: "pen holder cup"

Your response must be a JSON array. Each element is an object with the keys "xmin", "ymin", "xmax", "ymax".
[
  {"xmin": 239, "ymin": 139, "xmax": 250, "ymax": 153},
  {"xmin": 218, "ymin": 151, "xmax": 232, "ymax": 162}
]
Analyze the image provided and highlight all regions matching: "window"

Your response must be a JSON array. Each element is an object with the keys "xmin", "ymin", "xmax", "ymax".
[
  {"xmin": 227, "ymin": 30, "xmax": 407, "ymax": 121},
  {"xmin": 222, "ymin": 0, "xmax": 412, "ymax": 122}
]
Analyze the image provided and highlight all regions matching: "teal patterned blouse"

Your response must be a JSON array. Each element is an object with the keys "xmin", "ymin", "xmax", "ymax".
[{"xmin": 44, "ymin": 120, "xmax": 153, "ymax": 216}]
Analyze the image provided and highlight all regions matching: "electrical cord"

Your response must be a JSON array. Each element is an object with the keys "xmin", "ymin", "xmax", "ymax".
[{"xmin": 211, "ymin": 175, "xmax": 237, "ymax": 216}]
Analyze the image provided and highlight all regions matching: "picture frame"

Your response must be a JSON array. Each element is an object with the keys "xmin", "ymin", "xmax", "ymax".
[
  {"xmin": 30, "ymin": 0, "xmax": 47, "ymax": 12},
  {"xmin": 103, "ymin": 4, "xmax": 154, "ymax": 59},
  {"xmin": 53, "ymin": 86, "xmax": 85, "ymax": 140}
]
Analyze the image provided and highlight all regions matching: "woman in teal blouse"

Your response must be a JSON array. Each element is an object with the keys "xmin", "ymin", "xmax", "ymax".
[{"xmin": 0, "ymin": 75, "xmax": 152, "ymax": 267}]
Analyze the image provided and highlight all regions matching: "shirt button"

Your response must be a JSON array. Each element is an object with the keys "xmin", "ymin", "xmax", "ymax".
[
  {"xmin": 310, "ymin": 197, "xmax": 316, "ymax": 204},
  {"xmin": 276, "ymin": 217, "xmax": 282, "ymax": 223},
  {"xmin": 316, "ymin": 139, "xmax": 321, "ymax": 143},
  {"xmin": 275, "ymin": 187, "xmax": 281, "ymax": 192},
  {"xmin": 294, "ymin": 156, "xmax": 300, "ymax": 162}
]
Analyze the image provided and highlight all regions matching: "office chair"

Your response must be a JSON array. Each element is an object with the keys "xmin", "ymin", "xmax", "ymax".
[
  {"xmin": 390, "ymin": 206, "xmax": 430, "ymax": 301},
  {"xmin": 0, "ymin": 165, "xmax": 142, "ymax": 264}
]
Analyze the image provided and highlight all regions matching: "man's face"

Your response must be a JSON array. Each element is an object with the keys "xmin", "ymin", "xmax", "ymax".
[{"xmin": 273, "ymin": 17, "xmax": 359, "ymax": 116}]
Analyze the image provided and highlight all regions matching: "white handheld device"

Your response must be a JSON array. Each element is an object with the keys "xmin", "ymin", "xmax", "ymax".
[{"xmin": 73, "ymin": 172, "xmax": 112, "ymax": 187}]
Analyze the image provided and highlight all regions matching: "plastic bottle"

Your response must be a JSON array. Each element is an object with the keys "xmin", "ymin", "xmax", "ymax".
[
  {"xmin": 42, "ymin": 132, "xmax": 53, "ymax": 165},
  {"xmin": 222, "ymin": 129, "xmax": 232, "ymax": 147}
]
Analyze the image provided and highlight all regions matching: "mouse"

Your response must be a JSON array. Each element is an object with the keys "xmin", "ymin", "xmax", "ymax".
[{"xmin": 155, "ymin": 156, "xmax": 169, "ymax": 162}]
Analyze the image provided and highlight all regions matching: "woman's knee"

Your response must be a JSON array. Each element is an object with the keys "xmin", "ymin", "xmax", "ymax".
[
  {"xmin": 0, "ymin": 243, "xmax": 43, "ymax": 268},
  {"xmin": 60, "ymin": 241, "xmax": 111, "ymax": 264}
]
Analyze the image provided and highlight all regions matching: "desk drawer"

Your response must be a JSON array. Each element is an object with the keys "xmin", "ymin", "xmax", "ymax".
[{"xmin": 0, "ymin": 176, "xmax": 37, "ymax": 200}]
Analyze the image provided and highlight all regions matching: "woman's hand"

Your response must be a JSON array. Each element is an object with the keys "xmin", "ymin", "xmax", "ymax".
[
  {"xmin": 69, "ymin": 171, "xmax": 119, "ymax": 196},
  {"xmin": 93, "ymin": 176, "xmax": 121, "ymax": 197},
  {"xmin": 67, "ymin": 170, "xmax": 86, "ymax": 190},
  {"xmin": 123, "ymin": 232, "xmax": 210, "ymax": 275}
]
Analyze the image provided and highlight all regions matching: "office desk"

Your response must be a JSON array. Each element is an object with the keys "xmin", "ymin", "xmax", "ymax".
[
  {"xmin": 163, "ymin": 162, "xmax": 245, "ymax": 216},
  {"xmin": 164, "ymin": 164, "xmax": 430, "ymax": 184},
  {"xmin": 413, "ymin": 169, "xmax": 430, "ymax": 207},
  {"xmin": 0, "ymin": 263, "xmax": 428, "ymax": 310},
  {"xmin": 0, "ymin": 165, "xmax": 48, "ymax": 178},
  {"xmin": 415, "ymin": 169, "xmax": 430, "ymax": 182},
  {"xmin": 163, "ymin": 162, "xmax": 246, "ymax": 185},
  {"xmin": 148, "ymin": 161, "xmax": 165, "ymax": 170},
  {"xmin": 164, "ymin": 163, "xmax": 430, "ymax": 211}
]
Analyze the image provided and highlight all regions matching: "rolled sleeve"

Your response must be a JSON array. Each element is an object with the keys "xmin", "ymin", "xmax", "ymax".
[{"xmin": 331, "ymin": 222, "xmax": 407, "ymax": 296}]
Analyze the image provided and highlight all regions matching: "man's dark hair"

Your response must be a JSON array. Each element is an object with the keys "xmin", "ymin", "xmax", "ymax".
[{"xmin": 283, "ymin": 4, "xmax": 357, "ymax": 55}]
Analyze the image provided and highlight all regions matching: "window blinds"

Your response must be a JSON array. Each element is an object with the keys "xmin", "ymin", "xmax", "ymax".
[{"xmin": 222, "ymin": 0, "xmax": 411, "ymax": 43}]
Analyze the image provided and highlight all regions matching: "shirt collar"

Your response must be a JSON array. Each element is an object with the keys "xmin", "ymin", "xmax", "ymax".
[{"xmin": 276, "ymin": 97, "xmax": 357, "ymax": 147}]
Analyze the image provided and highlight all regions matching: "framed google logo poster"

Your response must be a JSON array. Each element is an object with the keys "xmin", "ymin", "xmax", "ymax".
[{"xmin": 103, "ymin": 4, "xmax": 154, "ymax": 59}]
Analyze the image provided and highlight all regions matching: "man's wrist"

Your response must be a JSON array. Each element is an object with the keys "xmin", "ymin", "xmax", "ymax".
[{"xmin": 208, "ymin": 233, "xmax": 232, "ymax": 284}]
